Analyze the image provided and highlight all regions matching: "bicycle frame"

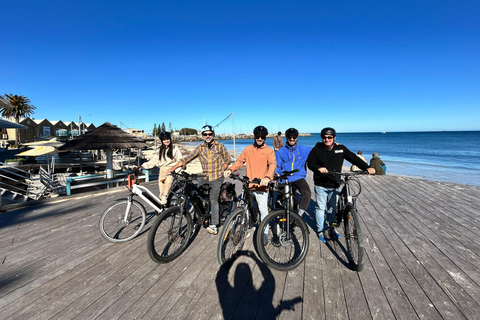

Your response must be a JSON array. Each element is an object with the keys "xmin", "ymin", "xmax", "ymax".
[
  {"xmin": 331, "ymin": 171, "xmax": 365, "ymax": 225},
  {"xmin": 167, "ymin": 172, "xmax": 212, "ymax": 235},
  {"xmin": 230, "ymin": 174, "xmax": 260, "ymax": 228},
  {"xmin": 275, "ymin": 170, "xmax": 301, "ymax": 241},
  {"xmin": 130, "ymin": 184, "xmax": 164, "ymax": 213}
]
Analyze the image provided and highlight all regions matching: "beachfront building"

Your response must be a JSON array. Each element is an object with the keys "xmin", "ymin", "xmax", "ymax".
[
  {"xmin": 124, "ymin": 128, "xmax": 147, "ymax": 138},
  {"xmin": 1, "ymin": 117, "xmax": 96, "ymax": 143}
]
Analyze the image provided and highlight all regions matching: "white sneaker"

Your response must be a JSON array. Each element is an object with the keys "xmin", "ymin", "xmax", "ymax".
[
  {"xmin": 160, "ymin": 195, "xmax": 168, "ymax": 205},
  {"xmin": 207, "ymin": 225, "xmax": 218, "ymax": 235}
]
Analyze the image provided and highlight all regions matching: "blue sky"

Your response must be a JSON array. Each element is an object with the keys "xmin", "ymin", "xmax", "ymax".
[{"xmin": 2, "ymin": 0, "xmax": 479, "ymax": 134}]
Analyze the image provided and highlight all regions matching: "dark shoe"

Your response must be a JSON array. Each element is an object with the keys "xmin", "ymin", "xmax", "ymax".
[
  {"xmin": 329, "ymin": 228, "xmax": 341, "ymax": 240},
  {"xmin": 318, "ymin": 232, "xmax": 327, "ymax": 243}
]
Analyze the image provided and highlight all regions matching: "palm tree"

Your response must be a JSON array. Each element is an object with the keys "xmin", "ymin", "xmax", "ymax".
[{"xmin": 0, "ymin": 94, "xmax": 36, "ymax": 145}]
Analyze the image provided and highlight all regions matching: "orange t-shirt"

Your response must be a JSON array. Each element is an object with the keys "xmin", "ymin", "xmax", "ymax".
[{"xmin": 229, "ymin": 144, "xmax": 276, "ymax": 191}]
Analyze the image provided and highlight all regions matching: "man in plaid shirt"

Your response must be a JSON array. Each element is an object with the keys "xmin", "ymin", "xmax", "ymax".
[{"xmin": 169, "ymin": 125, "xmax": 231, "ymax": 235}]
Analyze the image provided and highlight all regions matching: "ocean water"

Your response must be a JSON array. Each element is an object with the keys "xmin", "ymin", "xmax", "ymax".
[{"xmin": 183, "ymin": 131, "xmax": 480, "ymax": 186}]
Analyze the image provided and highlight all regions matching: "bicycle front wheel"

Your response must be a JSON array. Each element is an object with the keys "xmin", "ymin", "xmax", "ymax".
[
  {"xmin": 217, "ymin": 208, "xmax": 248, "ymax": 266},
  {"xmin": 344, "ymin": 207, "xmax": 365, "ymax": 271},
  {"xmin": 256, "ymin": 210, "xmax": 309, "ymax": 271},
  {"xmin": 147, "ymin": 206, "xmax": 193, "ymax": 263},
  {"xmin": 99, "ymin": 199, "xmax": 146, "ymax": 243}
]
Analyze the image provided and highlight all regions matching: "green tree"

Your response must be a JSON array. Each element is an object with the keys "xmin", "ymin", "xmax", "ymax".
[
  {"xmin": 169, "ymin": 122, "xmax": 173, "ymax": 133},
  {"xmin": 161, "ymin": 122, "xmax": 166, "ymax": 132},
  {"xmin": 1, "ymin": 94, "xmax": 36, "ymax": 145},
  {"xmin": 179, "ymin": 128, "xmax": 198, "ymax": 135},
  {"xmin": 153, "ymin": 123, "xmax": 157, "ymax": 136}
]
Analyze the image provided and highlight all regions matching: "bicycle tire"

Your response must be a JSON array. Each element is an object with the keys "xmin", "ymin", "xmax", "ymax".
[
  {"xmin": 147, "ymin": 206, "xmax": 193, "ymax": 263},
  {"xmin": 256, "ymin": 210, "xmax": 310, "ymax": 271},
  {"xmin": 217, "ymin": 208, "xmax": 248, "ymax": 266},
  {"xmin": 99, "ymin": 199, "xmax": 146, "ymax": 243},
  {"xmin": 344, "ymin": 207, "xmax": 365, "ymax": 271}
]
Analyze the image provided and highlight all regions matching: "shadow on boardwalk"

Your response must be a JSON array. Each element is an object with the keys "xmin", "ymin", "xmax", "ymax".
[
  {"xmin": 216, "ymin": 251, "xmax": 302, "ymax": 319},
  {"xmin": 1, "ymin": 173, "xmax": 480, "ymax": 319}
]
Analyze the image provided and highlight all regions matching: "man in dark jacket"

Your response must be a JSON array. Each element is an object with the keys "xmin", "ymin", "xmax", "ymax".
[
  {"xmin": 307, "ymin": 127, "xmax": 375, "ymax": 243},
  {"xmin": 369, "ymin": 152, "xmax": 386, "ymax": 175}
]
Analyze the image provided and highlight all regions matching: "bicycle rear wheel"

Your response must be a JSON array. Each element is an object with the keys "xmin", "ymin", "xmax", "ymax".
[
  {"xmin": 99, "ymin": 199, "xmax": 146, "ymax": 243},
  {"xmin": 256, "ymin": 210, "xmax": 309, "ymax": 271},
  {"xmin": 217, "ymin": 208, "xmax": 248, "ymax": 266},
  {"xmin": 147, "ymin": 206, "xmax": 193, "ymax": 263},
  {"xmin": 344, "ymin": 207, "xmax": 365, "ymax": 271}
]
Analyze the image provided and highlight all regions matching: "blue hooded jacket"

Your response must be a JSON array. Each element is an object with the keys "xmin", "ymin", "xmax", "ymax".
[{"xmin": 275, "ymin": 143, "xmax": 312, "ymax": 183}]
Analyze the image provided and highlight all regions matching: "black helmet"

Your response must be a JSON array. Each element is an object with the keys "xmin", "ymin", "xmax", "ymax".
[
  {"xmin": 201, "ymin": 125, "xmax": 214, "ymax": 135},
  {"xmin": 320, "ymin": 127, "xmax": 336, "ymax": 137},
  {"xmin": 159, "ymin": 131, "xmax": 171, "ymax": 140},
  {"xmin": 285, "ymin": 128, "xmax": 299, "ymax": 137},
  {"xmin": 253, "ymin": 125, "xmax": 268, "ymax": 136}
]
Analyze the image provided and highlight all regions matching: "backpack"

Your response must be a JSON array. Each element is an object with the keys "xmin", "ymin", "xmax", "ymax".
[{"xmin": 219, "ymin": 182, "xmax": 236, "ymax": 202}]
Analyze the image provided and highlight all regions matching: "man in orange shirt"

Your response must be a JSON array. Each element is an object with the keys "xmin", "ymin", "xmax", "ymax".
[{"xmin": 224, "ymin": 125, "xmax": 276, "ymax": 225}]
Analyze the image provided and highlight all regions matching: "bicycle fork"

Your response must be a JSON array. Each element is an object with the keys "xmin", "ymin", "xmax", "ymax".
[
  {"xmin": 170, "ymin": 194, "xmax": 187, "ymax": 236},
  {"xmin": 123, "ymin": 194, "xmax": 134, "ymax": 223},
  {"xmin": 278, "ymin": 183, "xmax": 292, "ymax": 241}
]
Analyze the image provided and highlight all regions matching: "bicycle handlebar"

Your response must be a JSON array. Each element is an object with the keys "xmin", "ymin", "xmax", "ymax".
[
  {"xmin": 170, "ymin": 171, "xmax": 206, "ymax": 180},
  {"xmin": 327, "ymin": 171, "xmax": 369, "ymax": 177},
  {"xmin": 228, "ymin": 173, "xmax": 261, "ymax": 184},
  {"xmin": 274, "ymin": 169, "xmax": 299, "ymax": 180}
]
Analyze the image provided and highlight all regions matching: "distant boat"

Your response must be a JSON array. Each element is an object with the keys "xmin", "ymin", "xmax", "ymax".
[{"xmin": 381, "ymin": 131, "xmax": 386, "ymax": 134}]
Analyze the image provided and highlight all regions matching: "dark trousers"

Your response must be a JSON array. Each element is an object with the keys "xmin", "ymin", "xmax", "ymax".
[
  {"xmin": 198, "ymin": 176, "xmax": 224, "ymax": 226},
  {"xmin": 270, "ymin": 178, "xmax": 311, "ymax": 211}
]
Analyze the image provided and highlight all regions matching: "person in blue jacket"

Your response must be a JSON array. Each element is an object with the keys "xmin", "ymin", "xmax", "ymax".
[{"xmin": 274, "ymin": 128, "xmax": 312, "ymax": 217}]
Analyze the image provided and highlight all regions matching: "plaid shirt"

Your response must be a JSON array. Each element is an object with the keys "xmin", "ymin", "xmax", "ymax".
[{"xmin": 182, "ymin": 140, "xmax": 231, "ymax": 181}]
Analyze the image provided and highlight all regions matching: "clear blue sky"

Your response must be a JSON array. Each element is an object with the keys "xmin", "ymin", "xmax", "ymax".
[{"xmin": 2, "ymin": 0, "xmax": 479, "ymax": 134}]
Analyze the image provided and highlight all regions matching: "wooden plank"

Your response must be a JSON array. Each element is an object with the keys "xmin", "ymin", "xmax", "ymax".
[
  {"xmin": 363, "ymin": 180, "xmax": 468, "ymax": 319},
  {"xmin": 5, "ymin": 238, "xmax": 145, "ymax": 320},
  {"xmin": 1, "ymin": 172, "xmax": 479, "ymax": 320},
  {"xmin": 321, "ymin": 240, "xmax": 348, "ymax": 319},
  {"xmin": 354, "ymin": 186, "xmax": 424, "ymax": 319},
  {"xmin": 117, "ymin": 231, "xmax": 215, "ymax": 320},
  {"xmin": 302, "ymin": 232, "xmax": 325, "ymax": 320},
  {"xmin": 363, "ymin": 177, "xmax": 480, "ymax": 287}
]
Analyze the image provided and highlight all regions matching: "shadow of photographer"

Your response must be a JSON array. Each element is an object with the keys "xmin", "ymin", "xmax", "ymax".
[{"xmin": 215, "ymin": 250, "xmax": 302, "ymax": 319}]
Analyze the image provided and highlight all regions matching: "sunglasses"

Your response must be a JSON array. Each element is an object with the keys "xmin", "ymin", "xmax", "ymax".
[
  {"xmin": 255, "ymin": 135, "xmax": 266, "ymax": 140},
  {"xmin": 202, "ymin": 133, "xmax": 213, "ymax": 137},
  {"xmin": 322, "ymin": 136, "xmax": 334, "ymax": 140},
  {"xmin": 287, "ymin": 136, "xmax": 298, "ymax": 140}
]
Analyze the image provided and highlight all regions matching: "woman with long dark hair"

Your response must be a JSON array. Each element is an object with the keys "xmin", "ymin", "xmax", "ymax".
[{"xmin": 141, "ymin": 132, "xmax": 182, "ymax": 204}]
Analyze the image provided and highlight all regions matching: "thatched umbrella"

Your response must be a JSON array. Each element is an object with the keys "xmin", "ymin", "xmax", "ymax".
[
  {"xmin": 58, "ymin": 122, "xmax": 146, "ymax": 178},
  {"xmin": 0, "ymin": 118, "xmax": 28, "ymax": 129}
]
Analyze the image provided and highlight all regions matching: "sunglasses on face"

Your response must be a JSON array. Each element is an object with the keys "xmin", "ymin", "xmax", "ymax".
[
  {"xmin": 322, "ymin": 136, "xmax": 334, "ymax": 140},
  {"xmin": 255, "ymin": 135, "xmax": 266, "ymax": 140},
  {"xmin": 287, "ymin": 136, "xmax": 298, "ymax": 140},
  {"xmin": 202, "ymin": 133, "xmax": 213, "ymax": 137}
]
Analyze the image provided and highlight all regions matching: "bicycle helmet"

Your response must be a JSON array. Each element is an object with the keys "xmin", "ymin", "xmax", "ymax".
[
  {"xmin": 320, "ymin": 127, "xmax": 336, "ymax": 137},
  {"xmin": 285, "ymin": 128, "xmax": 299, "ymax": 137},
  {"xmin": 253, "ymin": 125, "xmax": 268, "ymax": 136},
  {"xmin": 201, "ymin": 125, "xmax": 214, "ymax": 135},
  {"xmin": 159, "ymin": 131, "xmax": 171, "ymax": 140}
]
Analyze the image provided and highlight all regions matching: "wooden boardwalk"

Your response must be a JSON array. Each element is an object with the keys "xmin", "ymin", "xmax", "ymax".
[{"xmin": 1, "ymin": 172, "xmax": 480, "ymax": 319}]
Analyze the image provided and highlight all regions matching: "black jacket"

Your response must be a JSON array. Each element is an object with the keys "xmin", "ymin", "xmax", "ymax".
[{"xmin": 307, "ymin": 143, "xmax": 370, "ymax": 188}]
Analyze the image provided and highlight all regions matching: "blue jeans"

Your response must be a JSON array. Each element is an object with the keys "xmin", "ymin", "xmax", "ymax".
[
  {"xmin": 314, "ymin": 185, "xmax": 339, "ymax": 233},
  {"xmin": 252, "ymin": 191, "xmax": 269, "ymax": 221}
]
